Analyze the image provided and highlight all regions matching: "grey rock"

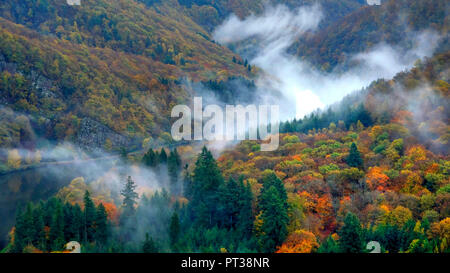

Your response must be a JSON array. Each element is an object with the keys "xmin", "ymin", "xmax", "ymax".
[{"xmin": 75, "ymin": 118, "xmax": 130, "ymax": 153}]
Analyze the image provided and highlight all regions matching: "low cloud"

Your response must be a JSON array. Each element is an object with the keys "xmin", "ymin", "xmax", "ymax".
[{"xmin": 213, "ymin": 4, "xmax": 442, "ymax": 120}]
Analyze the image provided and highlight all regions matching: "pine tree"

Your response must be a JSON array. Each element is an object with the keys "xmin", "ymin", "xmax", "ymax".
[
  {"xmin": 168, "ymin": 149, "xmax": 182, "ymax": 195},
  {"xmin": 121, "ymin": 176, "xmax": 139, "ymax": 219},
  {"xmin": 32, "ymin": 203, "xmax": 45, "ymax": 250},
  {"xmin": 259, "ymin": 171, "xmax": 288, "ymax": 211},
  {"xmin": 346, "ymin": 142, "xmax": 364, "ymax": 169},
  {"xmin": 189, "ymin": 147, "xmax": 224, "ymax": 227},
  {"xmin": 12, "ymin": 206, "xmax": 29, "ymax": 252},
  {"xmin": 220, "ymin": 177, "xmax": 240, "ymax": 229},
  {"xmin": 169, "ymin": 212, "xmax": 180, "ymax": 249},
  {"xmin": 142, "ymin": 233, "xmax": 158, "ymax": 253},
  {"xmin": 83, "ymin": 190, "xmax": 96, "ymax": 242},
  {"xmin": 95, "ymin": 203, "xmax": 109, "ymax": 246},
  {"xmin": 72, "ymin": 204, "xmax": 83, "ymax": 242},
  {"xmin": 49, "ymin": 201, "xmax": 65, "ymax": 251},
  {"xmin": 143, "ymin": 148, "xmax": 158, "ymax": 167},
  {"xmin": 159, "ymin": 148, "xmax": 168, "ymax": 163},
  {"xmin": 338, "ymin": 212, "xmax": 364, "ymax": 253},
  {"xmin": 258, "ymin": 186, "xmax": 289, "ymax": 253},
  {"xmin": 318, "ymin": 236, "xmax": 340, "ymax": 253},
  {"xmin": 237, "ymin": 178, "xmax": 254, "ymax": 238}
]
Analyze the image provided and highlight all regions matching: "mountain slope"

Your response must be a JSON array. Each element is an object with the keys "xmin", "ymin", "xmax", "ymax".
[
  {"xmin": 290, "ymin": 0, "xmax": 449, "ymax": 71},
  {"xmin": 0, "ymin": 0, "xmax": 252, "ymax": 151}
]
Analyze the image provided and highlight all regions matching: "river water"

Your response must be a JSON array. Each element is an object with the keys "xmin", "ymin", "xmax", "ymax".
[{"xmin": 0, "ymin": 160, "xmax": 116, "ymax": 249}]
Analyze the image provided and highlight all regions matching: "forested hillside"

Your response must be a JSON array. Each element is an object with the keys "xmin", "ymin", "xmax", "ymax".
[
  {"xmin": 3, "ymin": 48, "xmax": 449, "ymax": 253},
  {"xmin": 0, "ymin": 0, "xmax": 449, "ymax": 254},
  {"xmin": 0, "ymin": 0, "xmax": 252, "ymax": 151},
  {"xmin": 290, "ymin": 0, "xmax": 449, "ymax": 71}
]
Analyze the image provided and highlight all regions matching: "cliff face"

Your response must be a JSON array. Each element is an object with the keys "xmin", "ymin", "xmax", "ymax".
[{"xmin": 75, "ymin": 118, "xmax": 131, "ymax": 153}]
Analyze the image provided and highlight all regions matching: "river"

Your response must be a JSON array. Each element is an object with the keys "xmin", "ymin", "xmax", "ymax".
[{"xmin": 0, "ymin": 159, "xmax": 116, "ymax": 249}]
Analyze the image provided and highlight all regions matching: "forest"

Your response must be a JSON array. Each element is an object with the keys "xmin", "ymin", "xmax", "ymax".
[{"xmin": 0, "ymin": 0, "xmax": 449, "ymax": 254}]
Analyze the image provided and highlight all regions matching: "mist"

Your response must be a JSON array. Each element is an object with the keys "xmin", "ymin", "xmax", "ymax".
[{"xmin": 213, "ymin": 4, "xmax": 442, "ymax": 120}]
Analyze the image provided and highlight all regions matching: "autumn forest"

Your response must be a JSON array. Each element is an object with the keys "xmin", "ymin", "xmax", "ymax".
[{"xmin": 0, "ymin": 0, "xmax": 449, "ymax": 254}]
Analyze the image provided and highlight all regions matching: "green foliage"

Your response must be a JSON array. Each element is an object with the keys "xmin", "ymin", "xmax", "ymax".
[
  {"xmin": 338, "ymin": 212, "xmax": 364, "ymax": 253},
  {"xmin": 346, "ymin": 143, "xmax": 363, "ymax": 169}
]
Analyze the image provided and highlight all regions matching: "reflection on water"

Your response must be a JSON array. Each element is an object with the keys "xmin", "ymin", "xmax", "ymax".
[{"xmin": 0, "ymin": 160, "xmax": 115, "ymax": 249}]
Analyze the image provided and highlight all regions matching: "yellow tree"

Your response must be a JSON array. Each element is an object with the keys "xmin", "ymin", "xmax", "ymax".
[{"xmin": 7, "ymin": 149, "xmax": 21, "ymax": 169}]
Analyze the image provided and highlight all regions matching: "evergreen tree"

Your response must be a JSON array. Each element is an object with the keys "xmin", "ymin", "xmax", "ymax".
[
  {"xmin": 237, "ymin": 178, "xmax": 254, "ymax": 238},
  {"xmin": 143, "ymin": 148, "xmax": 158, "ymax": 167},
  {"xmin": 338, "ymin": 212, "xmax": 364, "ymax": 253},
  {"xmin": 63, "ymin": 203, "xmax": 75, "ymax": 242},
  {"xmin": 12, "ymin": 206, "xmax": 29, "ymax": 252},
  {"xmin": 32, "ymin": 203, "xmax": 45, "ymax": 250},
  {"xmin": 169, "ymin": 212, "xmax": 180, "ymax": 249},
  {"xmin": 95, "ymin": 203, "xmax": 109, "ymax": 246},
  {"xmin": 346, "ymin": 143, "xmax": 364, "ymax": 169},
  {"xmin": 259, "ymin": 171, "xmax": 288, "ymax": 211},
  {"xmin": 220, "ymin": 177, "xmax": 240, "ymax": 229},
  {"xmin": 159, "ymin": 148, "xmax": 168, "ymax": 163},
  {"xmin": 168, "ymin": 149, "xmax": 182, "ymax": 195},
  {"xmin": 72, "ymin": 204, "xmax": 83, "ymax": 242},
  {"xmin": 49, "ymin": 201, "xmax": 65, "ymax": 251},
  {"xmin": 258, "ymin": 186, "xmax": 289, "ymax": 253},
  {"xmin": 142, "ymin": 233, "xmax": 158, "ymax": 253},
  {"xmin": 121, "ymin": 176, "xmax": 139, "ymax": 219},
  {"xmin": 189, "ymin": 147, "xmax": 224, "ymax": 227},
  {"xmin": 318, "ymin": 236, "xmax": 340, "ymax": 253},
  {"xmin": 83, "ymin": 190, "xmax": 96, "ymax": 242}
]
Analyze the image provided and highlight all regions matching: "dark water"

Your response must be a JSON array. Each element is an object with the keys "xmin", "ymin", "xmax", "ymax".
[{"xmin": 0, "ymin": 160, "xmax": 115, "ymax": 249}]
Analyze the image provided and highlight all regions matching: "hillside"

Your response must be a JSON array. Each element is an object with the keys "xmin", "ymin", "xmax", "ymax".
[
  {"xmin": 216, "ymin": 52, "xmax": 449, "ymax": 252},
  {"xmin": 290, "ymin": 0, "xmax": 449, "ymax": 71},
  {"xmin": 0, "ymin": 0, "xmax": 252, "ymax": 151}
]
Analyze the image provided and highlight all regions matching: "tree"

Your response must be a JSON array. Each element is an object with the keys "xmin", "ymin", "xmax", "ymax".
[
  {"xmin": 346, "ymin": 143, "xmax": 363, "ymax": 169},
  {"xmin": 259, "ymin": 171, "xmax": 288, "ymax": 211},
  {"xmin": 318, "ymin": 235, "xmax": 340, "ymax": 253},
  {"xmin": 338, "ymin": 212, "xmax": 364, "ymax": 253},
  {"xmin": 168, "ymin": 149, "xmax": 182, "ymax": 194},
  {"xmin": 237, "ymin": 178, "xmax": 254, "ymax": 237},
  {"xmin": 71, "ymin": 204, "xmax": 83, "ymax": 242},
  {"xmin": 159, "ymin": 148, "xmax": 168, "ymax": 163},
  {"xmin": 49, "ymin": 202, "xmax": 65, "ymax": 251},
  {"xmin": 276, "ymin": 229, "xmax": 319, "ymax": 253},
  {"xmin": 121, "ymin": 176, "xmax": 139, "ymax": 219},
  {"xmin": 142, "ymin": 233, "xmax": 158, "ymax": 253},
  {"xmin": 258, "ymin": 185, "xmax": 289, "ymax": 252},
  {"xmin": 189, "ymin": 147, "xmax": 224, "ymax": 227},
  {"xmin": 7, "ymin": 149, "xmax": 21, "ymax": 169},
  {"xmin": 143, "ymin": 148, "xmax": 157, "ymax": 167},
  {"xmin": 83, "ymin": 190, "xmax": 96, "ymax": 242},
  {"xmin": 169, "ymin": 212, "xmax": 180, "ymax": 249},
  {"xmin": 220, "ymin": 177, "xmax": 240, "ymax": 229},
  {"xmin": 95, "ymin": 203, "xmax": 109, "ymax": 246}
]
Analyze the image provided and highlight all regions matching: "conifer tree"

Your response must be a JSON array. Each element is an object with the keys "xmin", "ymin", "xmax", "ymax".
[
  {"xmin": 168, "ymin": 149, "xmax": 182, "ymax": 194},
  {"xmin": 238, "ymin": 178, "xmax": 254, "ymax": 238},
  {"xmin": 83, "ymin": 190, "xmax": 96, "ymax": 242},
  {"xmin": 338, "ymin": 212, "xmax": 364, "ymax": 253},
  {"xmin": 169, "ymin": 212, "xmax": 180, "ymax": 249},
  {"xmin": 258, "ymin": 186, "xmax": 289, "ymax": 253},
  {"xmin": 189, "ymin": 147, "xmax": 224, "ymax": 227},
  {"xmin": 121, "ymin": 176, "xmax": 139, "ymax": 219},
  {"xmin": 142, "ymin": 233, "xmax": 158, "ymax": 253},
  {"xmin": 159, "ymin": 148, "xmax": 168, "ymax": 163},
  {"xmin": 346, "ymin": 142, "xmax": 364, "ymax": 169},
  {"xmin": 49, "ymin": 202, "xmax": 65, "ymax": 251},
  {"xmin": 95, "ymin": 203, "xmax": 109, "ymax": 246}
]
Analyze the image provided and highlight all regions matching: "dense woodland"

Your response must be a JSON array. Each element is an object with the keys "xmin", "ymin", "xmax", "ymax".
[{"xmin": 0, "ymin": 0, "xmax": 449, "ymax": 253}]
